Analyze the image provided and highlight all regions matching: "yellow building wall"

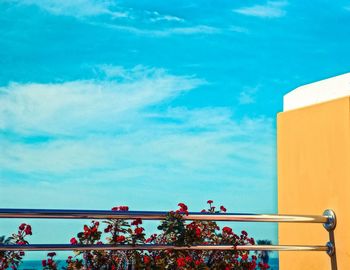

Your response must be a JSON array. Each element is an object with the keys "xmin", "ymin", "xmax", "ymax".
[{"xmin": 278, "ymin": 96, "xmax": 350, "ymax": 270}]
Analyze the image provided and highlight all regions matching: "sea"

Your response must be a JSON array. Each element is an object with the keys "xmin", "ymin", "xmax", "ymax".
[{"xmin": 18, "ymin": 258, "xmax": 279, "ymax": 269}]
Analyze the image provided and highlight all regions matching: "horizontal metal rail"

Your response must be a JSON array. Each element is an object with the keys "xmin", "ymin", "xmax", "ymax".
[
  {"xmin": 0, "ymin": 209, "xmax": 330, "ymax": 224},
  {"xmin": 0, "ymin": 244, "xmax": 330, "ymax": 252},
  {"xmin": 0, "ymin": 209, "xmax": 336, "ymax": 256}
]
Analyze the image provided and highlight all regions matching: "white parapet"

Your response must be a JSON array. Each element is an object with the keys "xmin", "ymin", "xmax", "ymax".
[{"xmin": 283, "ymin": 73, "xmax": 350, "ymax": 111}]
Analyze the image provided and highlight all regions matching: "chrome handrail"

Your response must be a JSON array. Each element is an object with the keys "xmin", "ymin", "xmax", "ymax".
[
  {"xmin": 0, "ymin": 244, "xmax": 330, "ymax": 252},
  {"xmin": 0, "ymin": 209, "xmax": 331, "ymax": 223},
  {"xmin": 0, "ymin": 208, "xmax": 336, "ymax": 257}
]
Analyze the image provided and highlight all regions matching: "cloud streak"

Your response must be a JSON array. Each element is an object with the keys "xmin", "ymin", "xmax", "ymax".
[
  {"xmin": 93, "ymin": 23, "xmax": 220, "ymax": 37},
  {"xmin": 13, "ymin": 0, "xmax": 128, "ymax": 18},
  {"xmin": 11, "ymin": 0, "xmax": 220, "ymax": 37},
  {"xmin": 234, "ymin": 1, "xmax": 288, "ymax": 18},
  {"xmin": 0, "ymin": 66, "xmax": 274, "ymax": 183}
]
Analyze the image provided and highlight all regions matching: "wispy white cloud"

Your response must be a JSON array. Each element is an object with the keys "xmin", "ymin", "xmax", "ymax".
[
  {"xmin": 94, "ymin": 22, "xmax": 220, "ymax": 36},
  {"xmin": 238, "ymin": 85, "xmax": 260, "ymax": 104},
  {"xmin": 11, "ymin": 0, "xmax": 218, "ymax": 37},
  {"xmin": 149, "ymin": 11, "xmax": 185, "ymax": 23},
  {"xmin": 0, "ymin": 66, "xmax": 274, "ymax": 182},
  {"xmin": 229, "ymin": 25, "xmax": 249, "ymax": 34},
  {"xmin": 0, "ymin": 66, "xmax": 203, "ymax": 135},
  {"xmin": 13, "ymin": 0, "xmax": 128, "ymax": 18},
  {"xmin": 234, "ymin": 1, "xmax": 288, "ymax": 18}
]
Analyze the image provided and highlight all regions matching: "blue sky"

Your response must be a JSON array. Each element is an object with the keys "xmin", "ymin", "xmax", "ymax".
[{"xmin": 1, "ymin": 0, "xmax": 350, "ymax": 260}]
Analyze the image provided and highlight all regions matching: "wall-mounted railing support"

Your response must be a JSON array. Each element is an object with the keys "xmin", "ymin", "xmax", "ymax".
[{"xmin": 323, "ymin": 209, "xmax": 337, "ymax": 231}]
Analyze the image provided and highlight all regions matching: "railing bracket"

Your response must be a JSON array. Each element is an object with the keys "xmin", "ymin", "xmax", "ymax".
[
  {"xmin": 323, "ymin": 209, "xmax": 336, "ymax": 231},
  {"xmin": 326, "ymin": 241, "xmax": 335, "ymax": 257}
]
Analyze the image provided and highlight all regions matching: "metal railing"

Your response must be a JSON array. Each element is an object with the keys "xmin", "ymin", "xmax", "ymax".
[{"xmin": 0, "ymin": 208, "xmax": 337, "ymax": 256}]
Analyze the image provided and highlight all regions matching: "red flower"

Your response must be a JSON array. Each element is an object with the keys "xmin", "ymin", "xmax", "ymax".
[
  {"xmin": 111, "ymin": 205, "xmax": 129, "ymax": 211},
  {"xmin": 24, "ymin": 225, "xmax": 32, "ymax": 235},
  {"xmin": 47, "ymin": 252, "xmax": 56, "ymax": 257},
  {"xmin": 176, "ymin": 257, "xmax": 186, "ymax": 267},
  {"xmin": 258, "ymin": 262, "xmax": 270, "ymax": 269},
  {"xmin": 220, "ymin": 206, "xmax": 227, "ymax": 212},
  {"xmin": 241, "ymin": 253, "xmax": 248, "ymax": 260},
  {"xmin": 177, "ymin": 203, "xmax": 189, "ymax": 215},
  {"xmin": 207, "ymin": 200, "xmax": 213, "ymax": 204},
  {"xmin": 131, "ymin": 218, "xmax": 142, "ymax": 226},
  {"xmin": 143, "ymin": 255, "xmax": 151, "ymax": 264},
  {"xmin": 178, "ymin": 203, "xmax": 188, "ymax": 211},
  {"xmin": 104, "ymin": 224, "xmax": 112, "ymax": 233},
  {"xmin": 195, "ymin": 259, "xmax": 203, "ymax": 266},
  {"xmin": 134, "ymin": 227, "xmax": 144, "ymax": 235},
  {"xmin": 185, "ymin": 256, "xmax": 192, "ymax": 263},
  {"xmin": 41, "ymin": 260, "xmax": 47, "ymax": 267},
  {"xmin": 146, "ymin": 234, "xmax": 157, "ymax": 243},
  {"xmin": 241, "ymin": 230, "xmax": 248, "ymax": 236},
  {"xmin": 19, "ymin": 223, "xmax": 26, "ymax": 231},
  {"xmin": 223, "ymin": 227, "xmax": 233, "ymax": 234},
  {"xmin": 115, "ymin": 235, "xmax": 125, "ymax": 242},
  {"xmin": 70, "ymin": 237, "xmax": 78, "ymax": 245}
]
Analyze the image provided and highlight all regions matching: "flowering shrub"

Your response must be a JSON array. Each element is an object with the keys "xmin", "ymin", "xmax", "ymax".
[
  {"xmin": 42, "ymin": 252, "xmax": 58, "ymax": 270},
  {"xmin": 66, "ymin": 201, "xmax": 269, "ymax": 270},
  {"xmin": 0, "ymin": 201, "xmax": 270, "ymax": 270},
  {"xmin": 0, "ymin": 223, "xmax": 31, "ymax": 269}
]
